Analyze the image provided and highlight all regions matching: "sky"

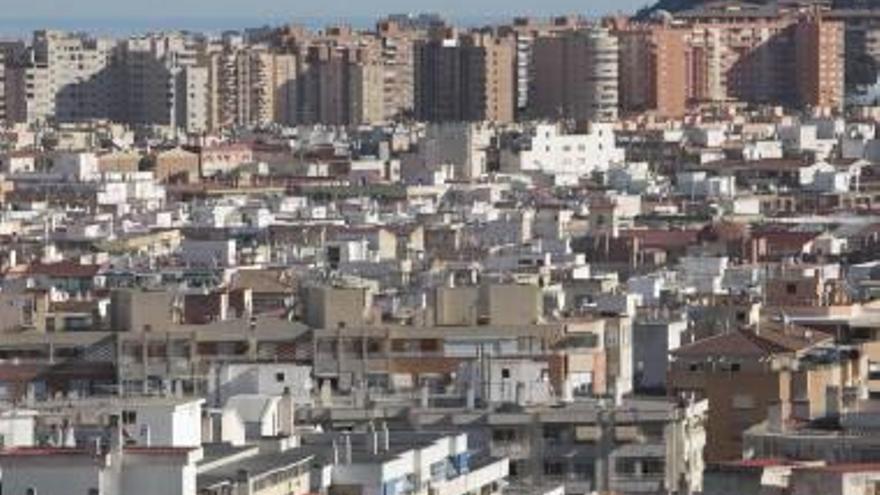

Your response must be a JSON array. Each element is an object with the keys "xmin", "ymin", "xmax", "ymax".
[{"xmin": 0, "ymin": 0, "xmax": 650, "ymax": 23}]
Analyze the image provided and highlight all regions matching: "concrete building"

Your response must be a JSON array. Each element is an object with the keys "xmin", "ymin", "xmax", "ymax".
[
  {"xmin": 531, "ymin": 26, "xmax": 619, "ymax": 122},
  {"xmin": 415, "ymin": 30, "xmax": 516, "ymax": 123},
  {"xmin": 301, "ymin": 44, "xmax": 384, "ymax": 126},
  {"xmin": 677, "ymin": 3, "xmax": 845, "ymax": 109},
  {"xmin": 300, "ymin": 431, "xmax": 509, "ymax": 495},
  {"xmin": 497, "ymin": 16, "xmax": 582, "ymax": 118},
  {"xmin": 668, "ymin": 324, "xmax": 865, "ymax": 462},
  {"xmin": 405, "ymin": 122, "xmax": 494, "ymax": 180},
  {"xmin": 632, "ymin": 316, "xmax": 686, "ymax": 393},
  {"xmin": 482, "ymin": 398, "xmax": 706, "ymax": 495},
  {"xmin": 616, "ymin": 22, "xmax": 689, "ymax": 118},
  {"xmin": 500, "ymin": 122, "xmax": 624, "ymax": 181},
  {"xmin": 377, "ymin": 20, "xmax": 418, "ymax": 120},
  {"xmin": 303, "ymin": 284, "xmax": 373, "ymax": 330},
  {"xmin": 0, "ymin": 50, "xmax": 5, "ymax": 125},
  {"xmin": 115, "ymin": 33, "xmax": 201, "ymax": 129},
  {"xmin": 309, "ymin": 397, "xmax": 707, "ymax": 495},
  {"xmin": 211, "ymin": 46, "xmax": 299, "ymax": 129},
  {"xmin": 794, "ymin": 15, "xmax": 846, "ymax": 110},
  {"xmin": 109, "ymin": 289, "xmax": 177, "ymax": 332},
  {"xmin": 28, "ymin": 30, "xmax": 117, "ymax": 123},
  {"xmin": 0, "ymin": 444, "xmax": 203, "ymax": 495}
]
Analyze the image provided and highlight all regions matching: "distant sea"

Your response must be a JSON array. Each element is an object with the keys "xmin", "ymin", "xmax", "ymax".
[{"xmin": 0, "ymin": 15, "xmax": 512, "ymax": 39}]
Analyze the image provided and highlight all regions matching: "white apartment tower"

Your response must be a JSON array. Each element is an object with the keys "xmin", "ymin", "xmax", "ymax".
[{"xmin": 30, "ymin": 30, "xmax": 116, "ymax": 123}]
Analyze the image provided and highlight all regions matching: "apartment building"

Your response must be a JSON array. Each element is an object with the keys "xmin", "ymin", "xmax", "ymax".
[
  {"xmin": 678, "ymin": 3, "xmax": 845, "ymax": 109},
  {"xmin": 414, "ymin": 30, "xmax": 516, "ymax": 123},
  {"xmin": 301, "ymin": 44, "xmax": 384, "ymax": 126},
  {"xmin": 0, "ymin": 51, "xmax": 5, "ymax": 125},
  {"xmin": 615, "ymin": 21, "xmax": 689, "ymax": 118},
  {"xmin": 484, "ymin": 398, "xmax": 706, "ymax": 495},
  {"xmin": 30, "ymin": 30, "xmax": 117, "ymax": 123},
  {"xmin": 744, "ymin": 404, "xmax": 880, "ymax": 463},
  {"xmin": 668, "ymin": 323, "xmax": 865, "ymax": 462},
  {"xmin": 498, "ymin": 16, "xmax": 582, "ymax": 118},
  {"xmin": 377, "ymin": 20, "xmax": 419, "ymax": 120},
  {"xmin": 531, "ymin": 26, "xmax": 619, "ymax": 122},
  {"xmin": 499, "ymin": 122, "xmax": 624, "ymax": 180},
  {"xmin": 795, "ymin": 15, "xmax": 846, "ymax": 109},
  {"xmin": 307, "ymin": 397, "xmax": 706, "ymax": 495},
  {"xmin": 116, "ymin": 33, "xmax": 201, "ymax": 128},
  {"xmin": 0, "ymin": 41, "xmax": 28, "ymax": 124}
]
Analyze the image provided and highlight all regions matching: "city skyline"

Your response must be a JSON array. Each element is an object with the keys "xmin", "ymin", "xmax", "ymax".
[{"xmin": 0, "ymin": 0, "xmax": 649, "ymax": 23}]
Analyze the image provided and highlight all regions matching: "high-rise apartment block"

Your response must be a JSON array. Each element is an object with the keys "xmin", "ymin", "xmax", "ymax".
[
  {"xmin": 794, "ymin": 15, "xmax": 845, "ymax": 109},
  {"xmin": 300, "ymin": 44, "xmax": 384, "ymax": 126},
  {"xmin": 531, "ymin": 26, "xmax": 619, "ymax": 122},
  {"xmin": 498, "ymin": 16, "xmax": 582, "ymax": 118},
  {"xmin": 0, "ymin": 6, "xmax": 850, "ymax": 130},
  {"xmin": 377, "ymin": 20, "xmax": 417, "ymax": 120},
  {"xmin": 113, "ymin": 33, "xmax": 214, "ymax": 133},
  {"xmin": 0, "ymin": 41, "xmax": 27, "ymax": 124},
  {"xmin": 28, "ymin": 30, "xmax": 116, "ymax": 123},
  {"xmin": 0, "ymin": 52, "xmax": 5, "ymax": 126},
  {"xmin": 616, "ymin": 22, "xmax": 688, "ymax": 118},
  {"xmin": 415, "ymin": 30, "xmax": 516, "ymax": 123},
  {"xmin": 210, "ymin": 46, "xmax": 299, "ymax": 129},
  {"xmin": 612, "ymin": 4, "xmax": 845, "ymax": 116}
]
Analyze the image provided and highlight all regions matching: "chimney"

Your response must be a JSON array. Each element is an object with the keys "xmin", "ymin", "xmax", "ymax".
[
  {"xmin": 279, "ymin": 387, "xmax": 295, "ymax": 436},
  {"xmin": 368, "ymin": 423, "xmax": 378, "ymax": 455},
  {"xmin": 52, "ymin": 424, "xmax": 63, "ymax": 447},
  {"xmin": 420, "ymin": 384, "xmax": 429, "ymax": 408},
  {"xmin": 141, "ymin": 425, "xmax": 151, "ymax": 447},
  {"xmin": 613, "ymin": 382, "xmax": 624, "ymax": 408},
  {"xmin": 561, "ymin": 378, "xmax": 574, "ymax": 404},
  {"xmin": 110, "ymin": 423, "xmax": 124, "ymax": 453},
  {"xmin": 202, "ymin": 411, "xmax": 214, "ymax": 443},
  {"xmin": 64, "ymin": 424, "xmax": 76, "ymax": 448},
  {"xmin": 91, "ymin": 437, "xmax": 103, "ymax": 456},
  {"xmin": 515, "ymin": 382, "xmax": 526, "ymax": 407},
  {"xmin": 826, "ymin": 386, "xmax": 841, "ymax": 419},
  {"xmin": 381, "ymin": 422, "xmax": 390, "ymax": 451},
  {"xmin": 767, "ymin": 401, "xmax": 789, "ymax": 433}
]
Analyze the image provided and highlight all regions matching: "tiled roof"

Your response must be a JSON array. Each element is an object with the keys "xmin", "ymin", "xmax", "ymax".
[
  {"xmin": 673, "ymin": 325, "xmax": 829, "ymax": 358},
  {"xmin": 26, "ymin": 261, "xmax": 102, "ymax": 278}
]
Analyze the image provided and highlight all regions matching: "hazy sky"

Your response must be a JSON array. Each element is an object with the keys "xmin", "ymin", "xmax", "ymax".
[{"xmin": 0, "ymin": 0, "xmax": 649, "ymax": 20}]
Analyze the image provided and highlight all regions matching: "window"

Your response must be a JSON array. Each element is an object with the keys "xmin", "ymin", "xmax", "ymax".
[
  {"xmin": 572, "ymin": 462, "xmax": 594, "ymax": 480},
  {"xmin": 492, "ymin": 428, "xmax": 516, "ymax": 442},
  {"xmin": 732, "ymin": 394, "xmax": 755, "ymax": 410},
  {"xmin": 786, "ymin": 283, "xmax": 797, "ymax": 295},
  {"xmin": 275, "ymin": 372, "xmax": 286, "ymax": 383},
  {"xmin": 869, "ymin": 361, "xmax": 880, "ymax": 381},
  {"xmin": 643, "ymin": 459, "xmax": 665, "ymax": 475},
  {"xmin": 509, "ymin": 460, "xmax": 523, "ymax": 477},
  {"xmin": 615, "ymin": 458, "xmax": 638, "ymax": 475},
  {"xmin": 543, "ymin": 461, "xmax": 564, "ymax": 476},
  {"xmin": 122, "ymin": 410, "xmax": 137, "ymax": 425},
  {"xmin": 543, "ymin": 425, "xmax": 565, "ymax": 441},
  {"xmin": 501, "ymin": 368, "xmax": 511, "ymax": 379}
]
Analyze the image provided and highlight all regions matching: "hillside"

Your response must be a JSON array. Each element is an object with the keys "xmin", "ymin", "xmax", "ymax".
[
  {"xmin": 635, "ymin": 0, "xmax": 772, "ymax": 18},
  {"xmin": 634, "ymin": 0, "xmax": 880, "ymax": 18}
]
